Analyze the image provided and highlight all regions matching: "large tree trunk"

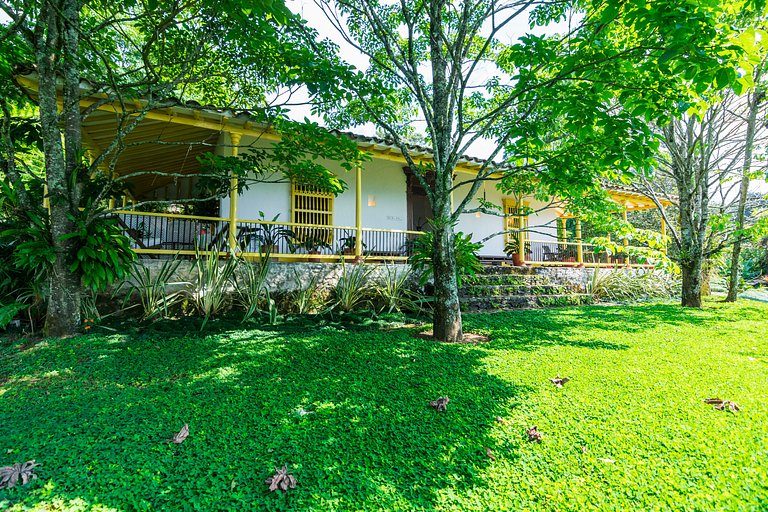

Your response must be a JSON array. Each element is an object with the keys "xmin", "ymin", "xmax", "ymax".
[
  {"xmin": 726, "ymin": 84, "xmax": 762, "ymax": 301},
  {"xmin": 431, "ymin": 217, "xmax": 463, "ymax": 342},
  {"xmin": 681, "ymin": 258, "xmax": 703, "ymax": 307},
  {"xmin": 37, "ymin": 0, "xmax": 82, "ymax": 336},
  {"xmin": 426, "ymin": 0, "xmax": 463, "ymax": 342}
]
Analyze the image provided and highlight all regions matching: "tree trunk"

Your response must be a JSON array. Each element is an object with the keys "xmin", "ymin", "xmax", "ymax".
[
  {"xmin": 726, "ymin": 82, "xmax": 762, "ymax": 301},
  {"xmin": 681, "ymin": 259, "xmax": 703, "ymax": 307},
  {"xmin": 431, "ymin": 218, "xmax": 463, "ymax": 342},
  {"xmin": 426, "ymin": 1, "xmax": 463, "ymax": 342},
  {"xmin": 37, "ymin": 0, "xmax": 82, "ymax": 336}
]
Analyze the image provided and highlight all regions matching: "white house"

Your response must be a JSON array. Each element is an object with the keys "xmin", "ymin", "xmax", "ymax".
[{"xmin": 15, "ymin": 72, "xmax": 668, "ymax": 266}]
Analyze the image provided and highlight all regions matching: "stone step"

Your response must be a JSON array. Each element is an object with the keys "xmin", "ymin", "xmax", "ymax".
[
  {"xmin": 479, "ymin": 265, "xmax": 537, "ymax": 275},
  {"xmin": 460, "ymin": 284, "xmax": 570, "ymax": 297},
  {"xmin": 464, "ymin": 273, "xmax": 554, "ymax": 287},
  {"xmin": 460, "ymin": 293, "xmax": 593, "ymax": 312}
]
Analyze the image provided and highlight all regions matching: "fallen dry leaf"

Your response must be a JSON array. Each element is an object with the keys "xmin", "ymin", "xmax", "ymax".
[
  {"xmin": 265, "ymin": 465, "xmax": 297, "ymax": 492},
  {"xmin": 0, "ymin": 460, "xmax": 39, "ymax": 489},
  {"xmin": 704, "ymin": 398, "xmax": 740, "ymax": 412},
  {"xmin": 598, "ymin": 458, "xmax": 615, "ymax": 464},
  {"xmin": 549, "ymin": 375, "xmax": 570, "ymax": 388},
  {"xmin": 527, "ymin": 426, "xmax": 543, "ymax": 443},
  {"xmin": 165, "ymin": 423, "xmax": 189, "ymax": 444},
  {"xmin": 485, "ymin": 447, "xmax": 495, "ymax": 461},
  {"xmin": 429, "ymin": 396, "xmax": 450, "ymax": 412}
]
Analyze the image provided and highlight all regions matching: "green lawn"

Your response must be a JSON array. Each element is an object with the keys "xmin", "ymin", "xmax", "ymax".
[{"xmin": 1, "ymin": 300, "xmax": 767, "ymax": 511}]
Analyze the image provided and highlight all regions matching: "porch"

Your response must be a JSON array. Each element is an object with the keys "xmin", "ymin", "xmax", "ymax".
[{"xmin": 114, "ymin": 210, "xmax": 656, "ymax": 267}]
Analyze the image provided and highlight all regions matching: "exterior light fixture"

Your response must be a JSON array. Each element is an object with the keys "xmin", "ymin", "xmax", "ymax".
[{"xmin": 368, "ymin": 195, "xmax": 377, "ymax": 207}]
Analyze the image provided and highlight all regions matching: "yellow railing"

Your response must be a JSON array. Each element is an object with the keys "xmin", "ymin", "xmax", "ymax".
[
  {"xmin": 114, "ymin": 210, "xmax": 422, "ymax": 262},
  {"xmin": 524, "ymin": 239, "xmax": 653, "ymax": 267},
  {"xmin": 114, "ymin": 210, "xmax": 653, "ymax": 267}
]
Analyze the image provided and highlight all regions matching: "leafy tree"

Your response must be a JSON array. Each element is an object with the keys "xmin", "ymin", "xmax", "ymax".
[
  {"xmin": 0, "ymin": 0, "xmax": 363, "ymax": 335},
  {"xmin": 309, "ymin": 0, "xmax": 759, "ymax": 340},
  {"xmin": 725, "ymin": 58, "xmax": 767, "ymax": 301},
  {"xmin": 633, "ymin": 72, "xmax": 768, "ymax": 306}
]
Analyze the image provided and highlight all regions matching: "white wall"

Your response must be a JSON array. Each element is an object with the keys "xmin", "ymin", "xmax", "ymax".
[
  {"xmin": 453, "ymin": 170, "xmax": 560, "ymax": 256},
  {"xmin": 216, "ymin": 134, "xmax": 568, "ymax": 257},
  {"xmin": 218, "ymin": 132, "xmax": 408, "ymax": 232}
]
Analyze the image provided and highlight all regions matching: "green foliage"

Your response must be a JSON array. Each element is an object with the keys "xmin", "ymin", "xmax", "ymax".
[
  {"xmin": 410, "ymin": 230, "xmax": 483, "ymax": 287},
  {"xmin": 123, "ymin": 258, "xmax": 188, "ymax": 322},
  {"xmin": 740, "ymin": 245, "xmax": 768, "ymax": 280},
  {"xmin": 0, "ymin": 302, "xmax": 26, "ymax": 329},
  {"xmin": 188, "ymin": 247, "xmax": 239, "ymax": 328},
  {"xmin": 195, "ymin": 120, "xmax": 369, "ymax": 200},
  {"xmin": 373, "ymin": 264, "xmax": 424, "ymax": 314},
  {"xmin": 1, "ymin": 301, "xmax": 767, "ymax": 509},
  {"xmin": 278, "ymin": 271, "xmax": 328, "ymax": 315},
  {"xmin": 62, "ymin": 211, "xmax": 136, "ymax": 291},
  {"xmin": 588, "ymin": 268, "xmax": 679, "ymax": 302},
  {"xmin": 332, "ymin": 263, "xmax": 373, "ymax": 312},
  {"xmin": 235, "ymin": 258, "xmax": 272, "ymax": 322}
]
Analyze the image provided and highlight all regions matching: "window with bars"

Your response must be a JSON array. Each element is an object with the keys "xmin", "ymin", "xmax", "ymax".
[{"xmin": 291, "ymin": 182, "xmax": 334, "ymax": 245}]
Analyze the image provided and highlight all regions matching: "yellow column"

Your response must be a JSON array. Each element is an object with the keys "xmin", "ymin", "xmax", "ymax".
[
  {"xmin": 575, "ymin": 217, "xmax": 583, "ymax": 264},
  {"xmin": 355, "ymin": 163, "xmax": 363, "ymax": 260},
  {"xmin": 660, "ymin": 214, "xmax": 667, "ymax": 254},
  {"xmin": 228, "ymin": 133, "xmax": 241, "ymax": 253},
  {"xmin": 622, "ymin": 206, "xmax": 629, "ymax": 267}
]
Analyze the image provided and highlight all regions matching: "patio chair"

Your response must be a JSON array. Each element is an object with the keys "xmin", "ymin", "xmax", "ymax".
[{"xmin": 542, "ymin": 245, "xmax": 561, "ymax": 262}]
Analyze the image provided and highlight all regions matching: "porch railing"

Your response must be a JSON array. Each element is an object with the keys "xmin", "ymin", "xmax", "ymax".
[
  {"xmin": 113, "ymin": 211, "xmax": 654, "ymax": 267},
  {"xmin": 114, "ymin": 210, "xmax": 421, "ymax": 261},
  {"xmin": 525, "ymin": 239, "xmax": 651, "ymax": 267}
]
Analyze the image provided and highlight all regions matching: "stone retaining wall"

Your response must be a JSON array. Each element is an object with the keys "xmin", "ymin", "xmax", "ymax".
[
  {"xmin": 135, "ymin": 259, "xmax": 414, "ymax": 293},
  {"xmin": 533, "ymin": 266, "xmax": 654, "ymax": 293}
]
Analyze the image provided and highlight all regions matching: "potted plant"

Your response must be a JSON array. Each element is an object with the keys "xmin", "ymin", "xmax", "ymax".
[
  {"xmin": 338, "ymin": 235, "xmax": 367, "ymax": 262},
  {"xmin": 290, "ymin": 234, "xmax": 331, "ymax": 263},
  {"xmin": 504, "ymin": 237, "xmax": 525, "ymax": 266},
  {"xmin": 254, "ymin": 212, "xmax": 294, "ymax": 257}
]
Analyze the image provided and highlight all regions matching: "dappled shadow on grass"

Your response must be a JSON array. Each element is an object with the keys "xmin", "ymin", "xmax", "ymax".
[
  {"xmin": 0, "ymin": 316, "xmax": 527, "ymax": 510},
  {"xmin": 463, "ymin": 302, "xmax": 744, "ymax": 352}
]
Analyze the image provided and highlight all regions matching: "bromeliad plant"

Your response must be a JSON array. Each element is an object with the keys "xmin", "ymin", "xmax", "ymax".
[
  {"xmin": 374, "ymin": 264, "xmax": 424, "ymax": 314},
  {"xmin": 123, "ymin": 257, "xmax": 189, "ymax": 322},
  {"xmin": 189, "ymin": 245, "xmax": 239, "ymax": 328},
  {"xmin": 333, "ymin": 262, "xmax": 373, "ymax": 312},
  {"xmin": 236, "ymin": 256, "xmax": 273, "ymax": 322}
]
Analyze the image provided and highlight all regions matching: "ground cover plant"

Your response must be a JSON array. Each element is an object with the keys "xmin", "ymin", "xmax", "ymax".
[{"xmin": 0, "ymin": 300, "xmax": 766, "ymax": 510}]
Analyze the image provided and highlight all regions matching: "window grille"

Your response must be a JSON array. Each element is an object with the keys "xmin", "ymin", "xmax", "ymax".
[{"xmin": 291, "ymin": 182, "xmax": 334, "ymax": 245}]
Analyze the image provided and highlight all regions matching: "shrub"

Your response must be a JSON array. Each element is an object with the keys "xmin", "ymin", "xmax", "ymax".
[
  {"xmin": 588, "ymin": 268, "xmax": 678, "ymax": 302},
  {"xmin": 123, "ymin": 258, "xmax": 189, "ymax": 322},
  {"xmin": 409, "ymin": 229, "xmax": 483, "ymax": 287}
]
